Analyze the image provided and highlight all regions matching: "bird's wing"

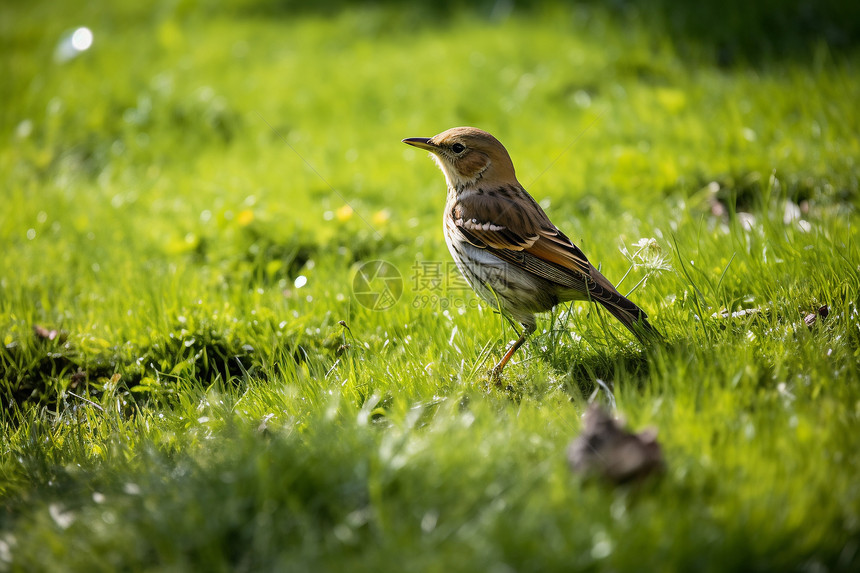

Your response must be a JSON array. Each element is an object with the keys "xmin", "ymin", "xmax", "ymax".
[
  {"xmin": 448, "ymin": 193, "xmax": 541, "ymax": 250},
  {"xmin": 528, "ymin": 228, "xmax": 592, "ymax": 278},
  {"xmin": 449, "ymin": 192, "xmax": 594, "ymax": 290},
  {"xmin": 450, "ymin": 190, "xmax": 658, "ymax": 339}
]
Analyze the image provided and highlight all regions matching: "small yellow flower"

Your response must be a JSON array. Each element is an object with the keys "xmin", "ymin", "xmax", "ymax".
[
  {"xmin": 336, "ymin": 204, "xmax": 353, "ymax": 221},
  {"xmin": 372, "ymin": 209, "xmax": 390, "ymax": 226},
  {"xmin": 237, "ymin": 209, "xmax": 254, "ymax": 226}
]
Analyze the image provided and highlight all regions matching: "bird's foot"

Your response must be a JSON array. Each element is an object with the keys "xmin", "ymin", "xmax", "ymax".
[
  {"xmin": 488, "ymin": 331, "xmax": 528, "ymax": 386},
  {"xmin": 489, "ymin": 363, "xmax": 505, "ymax": 386}
]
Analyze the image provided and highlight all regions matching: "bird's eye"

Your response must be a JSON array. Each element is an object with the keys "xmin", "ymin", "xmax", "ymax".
[{"xmin": 451, "ymin": 143, "xmax": 465, "ymax": 153}]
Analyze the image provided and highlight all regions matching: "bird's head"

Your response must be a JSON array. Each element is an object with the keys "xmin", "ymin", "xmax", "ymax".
[{"xmin": 403, "ymin": 127, "xmax": 517, "ymax": 190}]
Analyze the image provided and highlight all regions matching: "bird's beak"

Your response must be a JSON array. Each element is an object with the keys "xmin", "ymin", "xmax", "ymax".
[{"xmin": 402, "ymin": 137, "xmax": 437, "ymax": 152}]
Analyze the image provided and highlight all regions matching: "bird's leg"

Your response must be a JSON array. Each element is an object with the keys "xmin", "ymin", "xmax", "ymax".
[{"xmin": 490, "ymin": 323, "xmax": 536, "ymax": 383}]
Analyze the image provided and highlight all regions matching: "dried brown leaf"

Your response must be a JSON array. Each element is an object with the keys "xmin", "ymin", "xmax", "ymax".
[{"xmin": 568, "ymin": 404, "xmax": 664, "ymax": 484}]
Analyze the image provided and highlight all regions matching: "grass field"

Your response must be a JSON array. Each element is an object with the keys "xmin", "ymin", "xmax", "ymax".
[{"xmin": 2, "ymin": 0, "xmax": 860, "ymax": 570}]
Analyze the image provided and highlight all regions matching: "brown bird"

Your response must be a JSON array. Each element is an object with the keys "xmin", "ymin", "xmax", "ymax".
[{"xmin": 403, "ymin": 127, "xmax": 659, "ymax": 378}]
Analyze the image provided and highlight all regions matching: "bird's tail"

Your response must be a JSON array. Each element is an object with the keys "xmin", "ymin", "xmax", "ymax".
[
  {"xmin": 588, "ymin": 266, "xmax": 662, "ymax": 343},
  {"xmin": 596, "ymin": 294, "xmax": 660, "ymax": 343}
]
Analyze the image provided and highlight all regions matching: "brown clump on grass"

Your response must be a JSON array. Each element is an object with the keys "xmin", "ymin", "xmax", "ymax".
[{"xmin": 568, "ymin": 404, "xmax": 665, "ymax": 484}]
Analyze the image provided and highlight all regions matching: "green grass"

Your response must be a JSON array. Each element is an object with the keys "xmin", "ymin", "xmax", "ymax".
[{"xmin": 2, "ymin": 0, "xmax": 860, "ymax": 570}]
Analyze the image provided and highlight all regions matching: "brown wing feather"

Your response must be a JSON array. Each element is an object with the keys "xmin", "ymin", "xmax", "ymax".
[
  {"xmin": 528, "ymin": 232, "xmax": 591, "ymax": 278},
  {"xmin": 450, "ymin": 191, "xmax": 593, "ymax": 289},
  {"xmin": 448, "ymin": 189, "xmax": 660, "ymax": 340},
  {"xmin": 450, "ymin": 192, "xmax": 541, "ymax": 250}
]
